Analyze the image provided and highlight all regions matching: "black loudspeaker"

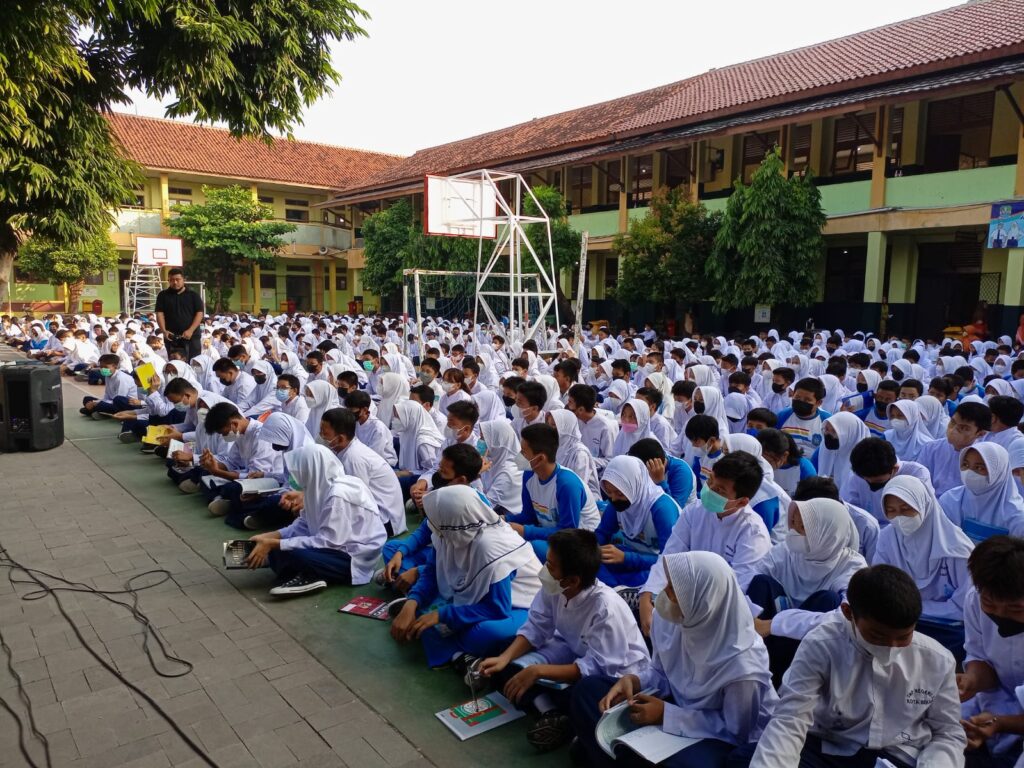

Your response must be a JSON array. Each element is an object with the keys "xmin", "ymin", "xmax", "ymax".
[{"xmin": 0, "ymin": 364, "xmax": 64, "ymax": 452}]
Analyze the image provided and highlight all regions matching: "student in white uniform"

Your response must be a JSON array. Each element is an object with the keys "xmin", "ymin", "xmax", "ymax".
[
  {"xmin": 959, "ymin": 536, "xmax": 1024, "ymax": 766},
  {"xmin": 816, "ymin": 412, "xmax": 870, "ymax": 493},
  {"xmin": 212, "ymin": 357, "xmax": 258, "ymax": 413},
  {"xmin": 746, "ymin": 498, "xmax": 868, "ymax": 685},
  {"xmin": 793, "ymin": 477, "xmax": 879, "ymax": 563},
  {"xmin": 573, "ymin": 552, "xmax": 778, "ymax": 768},
  {"xmin": 342, "ymin": 389, "xmax": 397, "ymax": 466},
  {"xmin": 80, "ymin": 354, "xmax": 137, "ymax": 416},
  {"xmin": 273, "ymin": 373, "xmax": 310, "ymax": 424},
  {"xmin": 840, "ymin": 437, "xmax": 934, "ymax": 525},
  {"xmin": 731, "ymin": 565, "xmax": 966, "ymax": 768},
  {"xmin": 634, "ymin": 451, "xmax": 772, "ymax": 636},
  {"xmin": 478, "ymin": 419, "xmax": 524, "ymax": 516},
  {"xmin": 478, "ymin": 529, "xmax": 650, "ymax": 753},
  {"xmin": 567, "ymin": 384, "xmax": 618, "ymax": 473},
  {"xmin": 243, "ymin": 444, "xmax": 386, "ymax": 596},
  {"xmin": 874, "ymin": 475, "xmax": 973, "ymax": 663},
  {"xmin": 940, "ymin": 442, "xmax": 1024, "ymax": 544},
  {"xmin": 547, "ymin": 409, "xmax": 601, "ymax": 499}
]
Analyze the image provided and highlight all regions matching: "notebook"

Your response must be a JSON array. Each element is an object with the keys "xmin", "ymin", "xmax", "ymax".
[
  {"xmin": 595, "ymin": 692, "xmax": 699, "ymax": 761},
  {"xmin": 142, "ymin": 425, "xmax": 176, "ymax": 444},
  {"xmin": 337, "ymin": 596, "xmax": 407, "ymax": 621},
  {"xmin": 135, "ymin": 362, "xmax": 157, "ymax": 389},
  {"xmin": 435, "ymin": 692, "xmax": 524, "ymax": 740}
]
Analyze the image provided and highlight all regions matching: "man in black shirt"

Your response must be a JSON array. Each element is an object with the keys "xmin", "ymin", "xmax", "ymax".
[{"xmin": 155, "ymin": 267, "xmax": 205, "ymax": 361}]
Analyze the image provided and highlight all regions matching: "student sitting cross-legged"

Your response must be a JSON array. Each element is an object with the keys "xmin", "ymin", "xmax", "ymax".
[
  {"xmin": 243, "ymin": 444, "xmax": 386, "ymax": 597},
  {"xmin": 390, "ymin": 485, "xmax": 542, "ymax": 670},
  {"xmin": 728, "ymin": 565, "xmax": 966, "ymax": 768},
  {"xmin": 477, "ymin": 529, "xmax": 650, "ymax": 753},
  {"xmin": 571, "ymin": 552, "xmax": 778, "ymax": 768},
  {"xmin": 80, "ymin": 353, "xmax": 136, "ymax": 417}
]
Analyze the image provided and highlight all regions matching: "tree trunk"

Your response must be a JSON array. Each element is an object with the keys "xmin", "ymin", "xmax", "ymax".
[
  {"xmin": 0, "ymin": 249, "xmax": 14, "ymax": 309},
  {"xmin": 68, "ymin": 280, "xmax": 85, "ymax": 314}
]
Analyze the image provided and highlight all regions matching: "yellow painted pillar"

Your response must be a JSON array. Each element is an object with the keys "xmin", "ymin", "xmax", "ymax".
[
  {"xmin": 250, "ymin": 183, "xmax": 259, "ymax": 202},
  {"xmin": 652, "ymin": 152, "xmax": 663, "ymax": 190},
  {"xmin": 328, "ymin": 261, "xmax": 338, "ymax": 313},
  {"xmin": 864, "ymin": 231, "xmax": 887, "ymax": 303},
  {"xmin": 252, "ymin": 264, "xmax": 261, "ymax": 313},
  {"xmin": 870, "ymin": 106, "xmax": 888, "ymax": 209},
  {"xmin": 887, "ymin": 237, "xmax": 917, "ymax": 303},
  {"xmin": 239, "ymin": 270, "xmax": 249, "ymax": 311},
  {"xmin": 1006, "ymin": 249, "xmax": 1024, "ymax": 306},
  {"xmin": 690, "ymin": 142, "xmax": 702, "ymax": 204},
  {"xmin": 312, "ymin": 262, "xmax": 324, "ymax": 312},
  {"xmin": 159, "ymin": 173, "xmax": 170, "ymax": 234},
  {"xmin": 901, "ymin": 102, "xmax": 923, "ymax": 168},
  {"xmin": 589, "ymin": 166, "xmax": 600, "ymax": 208},
  {"xmin": 618, "ymin": 157, "xmax": 630, "ymax": 233},
  {"xmin": 779, "ymin": 125, "xmax": 789, "ymax": 176}
]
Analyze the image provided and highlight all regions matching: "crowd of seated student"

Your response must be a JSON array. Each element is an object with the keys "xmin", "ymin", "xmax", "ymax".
[{"xmin": 24, "ymin": 309, "xmax": 1024, "ymax": 764}]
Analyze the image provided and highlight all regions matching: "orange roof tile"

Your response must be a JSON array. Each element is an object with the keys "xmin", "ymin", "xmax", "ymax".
[
  {"xmin": 339, "ymin": 0, "xmax": 1024, "ymax": 195},
  {"xmin": 106, "ymin": 113, "xmax": 402, "ymax": 190}
]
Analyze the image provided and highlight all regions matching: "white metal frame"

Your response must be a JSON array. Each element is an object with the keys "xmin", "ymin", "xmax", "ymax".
[{"xmin": 423, "ymin": 169, "xmax": 560, "ymax": 339}]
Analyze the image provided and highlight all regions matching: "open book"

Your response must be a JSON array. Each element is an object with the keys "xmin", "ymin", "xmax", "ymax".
[
  {"xmin": 435, "ymin": 691, "xmax": 524, "ymax": 740},
  {"xmin": 200, "ymin": 476, "xmax": 282, "ymax": 495},
  {"xmin": 142, "ymin": 425, "xmax": 176, "ymax": 444},
  {"xmin": 596, "ymin": 691, "xmax": 699, "ymax": 762}
]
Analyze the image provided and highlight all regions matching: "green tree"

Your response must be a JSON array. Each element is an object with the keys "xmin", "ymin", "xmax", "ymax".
[
  {"xmin": 522, "ymin": 185, "xmax": 582, "ymax": 324},
  {"xmin": 17, "ymin": 232, "xmax": 119, "ymax": 313},
  {"xmin": 613, "ymin": 186, "xmax": 722, "ymax": 318},
  {"xmin": 165, "ymin": 186, "xmax": 295, "ymax": 311},
  {"xmin": 705, "ymin": 147, "xmax": 826, "ymax": 313},
  {"xmin": 1, "ymin": 0, "xmax": 369, "ymax": 303}
]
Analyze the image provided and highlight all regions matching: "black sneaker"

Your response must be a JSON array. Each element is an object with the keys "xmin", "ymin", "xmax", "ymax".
[
  {"xmin": 269, "ymin": 575, "xmax": 327, "ymax": 597},
  {"xmin": 242, "ymin": 515, "xmax": 261, "ymax": 531},
  {"xmin": 526, "ymin": 711, "xmax": 573, "ymax": 752},
  {"xmin": 614, "ymin": 585, "xmax": 641, "ymax": 613}
]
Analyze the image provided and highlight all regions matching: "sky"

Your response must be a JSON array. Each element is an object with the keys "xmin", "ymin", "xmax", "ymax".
[{"xmin": 125, "ymin": 0, "xmax": 963, "ymax": 157}]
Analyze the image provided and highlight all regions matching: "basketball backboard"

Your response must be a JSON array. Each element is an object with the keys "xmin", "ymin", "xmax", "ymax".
[
  {"xmin": 136, "ymin": 236, "xmax": 184, "ymax": 267},
  {"xmin": 424, "ymin": 175, "xmax": 498, "ymax": 239}
]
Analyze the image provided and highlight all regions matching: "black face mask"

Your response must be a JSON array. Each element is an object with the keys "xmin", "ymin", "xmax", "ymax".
[
  {"xmin": 791, "ymin": 399, "xmax": 815, "ymax": 417},
  {"xmin": 867, "ymin": 478, "xmax": 889, "ymax": 492},
  {"xmin": 891, "ymin": 368, "xmax": 904, "ymax": 381},
  {"xmin": 271, "ymin": 443, "xmax": 288, "ymax": 452},
  {"xmin": 610, "ymin": 498, "xmax": 631, "ymax": 512},
  {"xmin": 502, "ymin": 395, "xmax": 515, "ymax": 407},
  {"xmin": 856, "ymin": 382, "xmax": 869, "ymax": 393},
  {"xmin": 875, "ymin": 402, "xmax": 889, "ymax": 418},
  {"xmin": 253, "ymin": 375, "xmax": 266, "ymax": 385},
  {"xmin": 431, "ymin": 471, "xmax": 451, "ymax": 489},
  {"xmin": 727, "ymin": 386, "xmax": 741, "ymax": 395},
  {"xmin": 692, "ymin": 400, "xmax": 706, "ymax": 415},
  {"xmin": 985, "ymin": 611, "xmax": 1024, "ymax": 638},
  {"xmin": 824, "ymin": 434, "xmax": 840, "ymax": 451},
  {"xmin": 771, "ymin": 382, "xmax": 786, "ymax": 394}
]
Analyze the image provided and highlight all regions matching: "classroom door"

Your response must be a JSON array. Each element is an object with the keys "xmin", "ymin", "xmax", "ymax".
[{"xmin": 285, "ymin": 276, "xmax": 312, "ymax": 311}]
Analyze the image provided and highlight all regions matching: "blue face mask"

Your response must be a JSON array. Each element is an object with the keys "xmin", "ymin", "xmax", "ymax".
[
  {"xmin": 745, "ymin": 427, "xmax": 760, "ymax": 437},
  {"xmin": 287, "ymin": 475, "xmax": 302, "ymax": 491},
  {"xmin": 700, "ymin": 484, "xmax": 729, "ymax": 515},
  {"xmin": 476, "ymin": 439, "xmax": 487, "ymax": 456},
  {"xmin": 275, "ymin": 389, "xmax": 290, "ymax": 402},
  {"xmin": 362, "ymin": 360, "xmax": 374, "ymax": 372}
]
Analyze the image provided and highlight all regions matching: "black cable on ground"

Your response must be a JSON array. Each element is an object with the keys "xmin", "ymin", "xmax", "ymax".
[{"xmin": 0, "ymin": 543, "xmax": 219, "ymax": 768}]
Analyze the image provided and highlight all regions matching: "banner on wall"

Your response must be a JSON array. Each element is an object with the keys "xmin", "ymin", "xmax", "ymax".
[{"xmin": 987, "ymin": 201, "xmax": 1024, "ymax": 248}]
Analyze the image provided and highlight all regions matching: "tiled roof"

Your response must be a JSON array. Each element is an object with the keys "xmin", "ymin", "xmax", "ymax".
[
  {"xmin": 338, "ymin": 0, "xmax": 1024, "ymax": 195},
  {"xmin": 105, "ymin": 113, "xmax": 403, "ymax": 190}
]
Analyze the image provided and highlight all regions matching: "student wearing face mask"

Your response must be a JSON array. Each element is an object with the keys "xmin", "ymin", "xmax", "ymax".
[
  {"xmin": 506, "ymin": 424, "xmax": 600, "ymax": 561},
  {"xmin": 959, "ymin": 537, "xmax": 1024, "ymax": 764},
  {"xmin": 437, "ymin": 368, "xmax": 471, "ymax": 416},
  {"xmin": 746, "ymin": 499, "xmax": 867, "ymax": 686},
  {"xmin": 840, "ymin": 438, "xmax": 934, "ymax": 526},
  {"xmin": 612, "ymin": 398, "xmax": 656, "ymax": 456},
  {"xmin": 477, "ymin": 529, "xmax": 649, "ymax": 753},
  {"xmin": 883, "ymin": 399, "xmax": 936, "ymax": 463},
  {"xmin": 416, "ymin": 358, "xmax": 444, "ymax": 402},
  {"xmin": 775, "ymin": 378, "xmax": 830, "ymax": 460},
  {"xmin": 212, "ymin": 356, "xmax": 258, "ymax": 413},
  {"xmin": 858, "ymin": 378, "xmax": 899, "ymax": 437},
  {"xmin": 730, "ymin": 565, "xmax": 965, "ymax": 768},
  {"xmin": 685, "ymin": 415, "xmax": 725, "ymax": 490},
  {"xmin": 272, "ymin": 374, "xmax": 310, "ymax": 423},
  {"xmin": 762, "ymin": 366, "xmax": 795, "ymax": 414},
  {"xmin": 874, "ymin": 476, "xmax": 973, "ymax": 664},
  {"xmin": 917, "ymin": 401, "xmax": 990, "ymax": 497},
  {"xmin": 631, "ymin": 452, "xmax": 771, "ymax": 636},
  {"xmin": 391, "ymin": 399, "xmax": 444, "ymax": 484},
  {"xmin": 598, "ymin": 360, "xmax": 635, "ymax": 414},
  {"xmin": 983, "ymin": 395, "xmax": 1024, "ymax": 454},
  {"xmin": 342, "ymin": 389, "xmax": 397, "ymax": 466},
  {"xmin": 940, "ymin": 443, "xmax": 1024, "ymax": 544},
  {"xmin": 567, "ymin": 384, "xmax": 618, "ymax": 473},
  {"xmin": 574, "ymin": 552, "xmax": 777, "ymax": 768}
]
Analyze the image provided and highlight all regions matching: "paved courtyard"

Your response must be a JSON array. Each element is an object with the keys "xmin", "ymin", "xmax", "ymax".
[{"xmin": 0, "ymin": 347, "xmax": 561, "ymax": 768}]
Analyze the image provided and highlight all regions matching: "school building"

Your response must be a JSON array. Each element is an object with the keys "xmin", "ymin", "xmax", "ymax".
[
  {"xmin": 319, "ymin": 0, "xmax": 1024, "ymax": 339},
  {"xmin": 9, "ymin": 113, "xmax": 400, "ymax": 316}
]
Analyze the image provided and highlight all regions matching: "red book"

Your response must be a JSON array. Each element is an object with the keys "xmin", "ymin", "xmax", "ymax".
[{"xmin": 337, "ymin": 596, "xmax": 403, "ymax": 621}]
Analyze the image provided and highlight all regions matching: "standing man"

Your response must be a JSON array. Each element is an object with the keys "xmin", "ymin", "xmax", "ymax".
[{"xmin": 155, "ymin": 267, "xmax": 204, "ymax": 362}]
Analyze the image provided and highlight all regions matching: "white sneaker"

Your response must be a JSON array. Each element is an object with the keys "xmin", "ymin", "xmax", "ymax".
[
  {"xmin": 208, "ymin": 498, "xmax": 231, "ymax": 517},
  {"xmin": 269, "ymin": 575, "xmax": 327, "ymax": 597},
  {"xmin": 178, "ymin": 479, "xmax": 200, "ymax": 494}
]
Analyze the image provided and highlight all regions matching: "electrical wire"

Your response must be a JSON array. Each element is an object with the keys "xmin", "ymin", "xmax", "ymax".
[{"xmin": 0, "ymin": 543, "xmax": 219, "ymax": 768}]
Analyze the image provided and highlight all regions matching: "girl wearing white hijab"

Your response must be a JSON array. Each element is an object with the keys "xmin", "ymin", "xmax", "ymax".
[
  {"xmin": 875, "ymin": 476, "xmax": 973, "ymax": 661},
  {"xmin": 817, "ymin": 411, "xmax": 870, "ymax": 491},
  {"xmin": 190, "ymin": 356, "xmax": 224, "ymax": 395},
  {"xmin": 547, "ymin": 410, "xmax": 600, "ymax": 498},
  {"xmin": 478, "ymin": 419, "xmax": 524, "ymax": 516},
  {"xmin": 940, "ymin": 442, "xmax": 1024, "ymax": 543},
  {"xmin": 916, "ymin": 394, "xmax": 949, "ymax": 440},
  {"xmin": 612, "ymin": 398, "xmax": 656, "ymax": 456},
  {"xmin": 693, "ymin": 385, "xmax": 730, "ymax": 438},
  {"xmin": 598, "ymin": 362, "xmax": 633, "ymax": 414},
  {"xmin": 392, "ymin": 485, "xmax": 542, "ymax": 668},
  {"xmin": 595, "ymin": 456, "xmax": 681, "ymax": 588},
  {"xmin": 746, "ymin": 498, "xmax": 867, "ymax": 684},
  {"xmin": 244, "ymin": 360, "xmax": 280, "ymax": 417},
  {"xmin": 245, "ymin": 444, "xmax": 386, "ymax": 596},
  {"xmin": 884, "ymin": 400, "xmax": 935, "ymax": 462},
  {"xmin": 303, "ymin": 380, "xmax": 339, "ymax": 438},
  {"xmin": 377, "ymin": 372, "xmax": 409, "ymax": 431},
  {"xmin": 392, "ymin": 400, "xmax": 443, "ymax": 473},
  {"xmin": 573, "ymin": 552, "xmax": 777, "ymax": 768},
  {"xmin": 472, "ymin": 389, "xmax": 507, "ymax": 424}
]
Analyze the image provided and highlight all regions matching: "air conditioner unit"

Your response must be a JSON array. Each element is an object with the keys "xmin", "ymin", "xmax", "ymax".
[{"xmin": 318, "ymin": 246, "xmax": 329, "ymax": 255}]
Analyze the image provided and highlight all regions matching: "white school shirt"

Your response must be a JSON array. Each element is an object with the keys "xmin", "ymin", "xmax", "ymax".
[
  {"xmin": 102, "ymin": 369, "xmax": 137, "ymax": 403},
  {"xmin": 222, "ymin": 420, "xmax": 283, "ymax": 479},
  {"xmin": 336, "ymin": 438, "xmax": 406, "ymax": 535},
  {"xmin": 762, "ymin": 389, "xmax": 791, "ymax": 414},
  {"xmin": 642, "ymin": 500, "xmax": 773, "ymax": 595},
  {"xmin": 223, "ymin": 372, "xmax": 258, "ymax": 413},
  {"xmin": 354, "ymin": 416, "xmax": 397, "ymax": 466},
  {"xmin": 577, "ymin": 411, "xmax": 618, "ymax": 471},
  {"xmin": 649, "ymin": 413, "xmax": 676, "ymax": 451},
  {"xmin": 873, "ymin": 531, "xmax": 971, "ymax": 624},
  {"xmin": 753, "ymin": 614, "xmax": 965, "ymax": 768},
  {"xmin": 516, "ymin": 581, "xmax": 649, "ymax": 678},
  {"xmin": 511, "ymin": 410, "xmax": 547, "ymax": 438},
  {"xmin": 778, "ymin": 409, "xmax": 826, "ymax": 459},
  {"xmin": 279, "ymin": 394, "xmax": 310, "ymax": 424}
]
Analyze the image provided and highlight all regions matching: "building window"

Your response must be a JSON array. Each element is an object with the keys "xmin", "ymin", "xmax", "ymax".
[
  {"xmin": 830, "ymin": 113, "xmax": 877, "ymax": 176},
  {"xmin": 84, "ymin": 272, "xmax": 104, "ymax": 286},
  {"xmin": 285, "ymin": 208, "xmax": 309, "ymax": 222},
  {"xmin": 790, "ymin": 125, "xmax": 812, "ymax": 175},
  {"xmin": 169, "ymin": 198, "xmax": 191, "ymax": 207},
  {"xmin": 924, "ymin": 92, "xmax": 995, "ymax": 172},
  {"xmin": 599, "ymin": 160, "xmax": 621, "ymax": 207},
  {"xmin": 284, "ymin": 198, "xmax": 309, "ymax": 207},
  {"xmin": 605, "ymin": 257, "xmax": 618, "ymax": 293},
  {"xmin": 824, "ymin": 247, "xmax": 867, "ymax": 303},
  {"xmin": 259, "ymin": 273, "xmax": 277, "ymax": 290},
  {"xmin": 742, "ymin": 130, "xmax": 780, "ymax": 183},
  {"xmin": 664, "ymin": 148, "xmax": 691, "ymax": 190},
  {"xmin": 568, "ymin": 166, "xmax": 592, "ymax": 214},
  {"xmin": 168, "ymin": 186, "xmax": 192, "ymax": 196},
  {"xmin": 335, "ymin": 273, "xmax": 348, "ymax": 291},
  {"xmin": 628, "ymin": 155, "xmax": 653, "ymax": 207},
  {"xmin": 258, "ymin": 195, "xmax": 274, "ymax": 204}
]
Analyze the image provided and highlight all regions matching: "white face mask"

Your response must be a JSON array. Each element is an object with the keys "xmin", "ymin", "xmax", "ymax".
[
  {"xmin": 892, "ymin": 513, "xmax": 923, "ymax": 536},
  {"xmin": 850, "ymin": 619, "xmax": 899, "ymax": 666},
  {"xmin": 961, "ymin": 469, "xmax": 989, "ymax": 494},
  {"xmin": 537, "ymin": 565, "xmax": 568, "ymax": 596},
  {"xmin": 222, "ymin": 430, "xmax": 240, "ymax": 443},
  {"xmin": 785, "ymin": 531, "xmax": 810, "ymax": 554},
  {"xmin": 441, "ymin": 382, "xmax": 456, "ymax": 395},
  {"xmin": 444, "ymin": 426, "xmax": 464, "ymax": 442},
  {"xmin": 995, "ymin": 364, "xmax": 1008, "ymax": 376},
  {"xmin": 196, "ymin": 407, "xmax": 209, "ymax": 421},
  {"xmin": 510, "ymin": 404, "xmax": 522, "ymax": 421},
  {"xmin": 304, "ymin": 395, "xmax": 317, "ymax": 407},
  {"xmin": 889, "ymin": 417, "xmax": 910, "ymax": 433},
  {"xmin": 654, "ymin": 591, "xmax": 684, "ymax": 624}
]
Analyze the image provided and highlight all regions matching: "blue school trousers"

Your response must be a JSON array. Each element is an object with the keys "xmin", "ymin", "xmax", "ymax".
[
  {"xmin": 122, "ymin": 406, "xmax": 185, "ymax": 438},
  {"xmin": 81, "ymin": 394, "xmax": 132, "ymax": 415},
  {"xmin": 419, "ymin": 607, "xmax": 529, "ymax": 668},
  {"xmin": 570, "ymin": 675, "xmax": 738, "ymax": 768},
  {"xmin": 727, "ymin": 736, "xmax": 914, "ymax": 768},
  {"xmin": 745, "ymin": 574, "xmax": 842, "ymax": 687},
  {"xmin": 215, "ymin": 482, "xmax": 288, "ymax": 530},
  {"xmin": 596, "ymin": 563, "xmax": 650, "ymax": 589},
  {"xmin": 267, "ymin": 547, "xmax": 352, "ymax": 584}
]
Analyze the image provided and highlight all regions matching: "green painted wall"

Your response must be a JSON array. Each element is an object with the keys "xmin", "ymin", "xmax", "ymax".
[
  {"xmin": 567, "ymin": 210, "xmax": 619, "ymax": 237},
  {"xmin": 819, "ymin": 180, "xmax": 872, "ymax": 215},
  {"xmin": 885, "ymin": 165, "xmax": 1016, "ymax": 208}
]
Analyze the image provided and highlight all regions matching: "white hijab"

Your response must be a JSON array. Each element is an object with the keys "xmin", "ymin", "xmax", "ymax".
[
  {"xmin": 612, "ymin": 397, "xmax": 654, "ymax": 455},
  {"xmin": 601, "ymin": 455, "xmax": 674, "ymax": 539},
  {"xmin": 884, "ymin": 400, "xmax": 935, "ymax": 462},
  {"xmin": 257, "ymin": 412, "xmax": 313, "ymax": 451},
  {"xmin": 392, "ymin": 400, "xmax": 443, "ymax": 471},
  {"xmin": 377, "ymin": 372, "xmax": 409, "ymax": 430},
  {"xmin": 915, "ymin": 394, "xmax": 949, "ymax": 441},
  {"xmin": 818, "ymin": 412, "xmax": 870, "ymax": 490},
  {"xmin": 303, "ymin": 379, "xmax": 339, "ymax": 437}
]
